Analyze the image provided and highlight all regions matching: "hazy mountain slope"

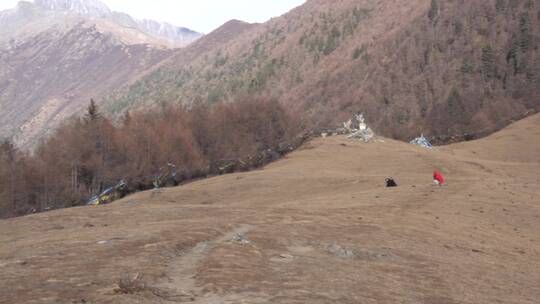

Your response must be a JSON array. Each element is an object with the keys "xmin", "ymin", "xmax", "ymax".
[
  {"xmin": 0, "ymin": 23, "xmax": 173, "ymax": 147},
  {"xmin": 109, "ymin": 0, "xmax": 540, "ymax": 141},
  {"xmin": 1, "ymin": 113, "xmax": 538, "ymax": 303},
  {"xmin": 0, "ymin": 0, "xmax": 203, "ymax": 147}
]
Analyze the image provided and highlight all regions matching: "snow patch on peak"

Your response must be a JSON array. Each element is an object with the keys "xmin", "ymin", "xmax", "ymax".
[{"xmin": 34, "ymin": 0, "xmax": 111, "ymax": 18}]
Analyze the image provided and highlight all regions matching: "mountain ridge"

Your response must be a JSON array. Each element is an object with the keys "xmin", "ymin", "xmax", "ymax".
[{"xmin": 0, "ymin": 0, "xmax": 202, "ymax": 47}]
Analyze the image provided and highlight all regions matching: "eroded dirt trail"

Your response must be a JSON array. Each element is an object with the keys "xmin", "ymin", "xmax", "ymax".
[{"xmin": 152, "ymin": 224, "xmax": 258, "ymax": 303}]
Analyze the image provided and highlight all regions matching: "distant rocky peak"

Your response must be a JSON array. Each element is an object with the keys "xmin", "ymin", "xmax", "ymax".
[
  {"xmin": 33, "ymin": 0, "xmax": 112, "ymax": 18},
  {"xmin": 138, "ymin": 19, "xmax": 199, "ymax": 39},
  {"xmin": 3, "ymin": 0, "xmax": 202, "ymax": 47}
]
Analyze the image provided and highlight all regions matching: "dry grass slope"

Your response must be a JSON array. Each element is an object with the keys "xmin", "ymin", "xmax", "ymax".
[{"xmin": 0, "ymin": 113, "xmax": 539, "ymax": 303}]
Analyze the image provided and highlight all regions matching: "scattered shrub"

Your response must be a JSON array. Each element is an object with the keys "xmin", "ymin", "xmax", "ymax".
[
  {"xmin": 352, "ymin": 45, "xmax": 367, "ymax": 60},
  {"xmin": 115, "ymin": 273, "xmax": 147, "ymax": 294}
]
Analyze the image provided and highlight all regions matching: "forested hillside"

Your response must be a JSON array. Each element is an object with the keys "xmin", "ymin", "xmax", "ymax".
[
  {"xmin": 108, "ymin": 0, "xmax": 540, "ymax": 141},
  {"xmin": 0, "ymin": 99, "xmax": 299, "ymax": 218}
]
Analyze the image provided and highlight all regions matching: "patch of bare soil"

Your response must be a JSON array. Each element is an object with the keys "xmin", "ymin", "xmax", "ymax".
[{"xmin": 1, "ymin": 114, "xmax": 539, "ymax": 303}]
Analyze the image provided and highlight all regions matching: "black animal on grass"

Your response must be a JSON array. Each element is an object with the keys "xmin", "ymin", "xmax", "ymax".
[{"xmin": 385, "ymin": 178, "xmax": 398, "ymax": 187}]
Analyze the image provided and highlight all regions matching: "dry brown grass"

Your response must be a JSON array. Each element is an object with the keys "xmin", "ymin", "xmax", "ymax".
[{"xmin": 0, "ymin": 114, "xmax": 539, "ymax": 303}]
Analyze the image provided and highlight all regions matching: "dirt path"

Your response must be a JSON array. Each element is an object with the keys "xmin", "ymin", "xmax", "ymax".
[{"xmin": 151, "ymin": 225, "xmax": 258, "ymax": 303}]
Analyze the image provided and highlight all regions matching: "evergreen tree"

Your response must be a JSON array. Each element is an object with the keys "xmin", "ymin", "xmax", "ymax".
[
  {"xmin": 85, "ymin": 99, "xmax": 100, "ymax": 123},
  {"xmin": 482, "ymin": 45, "xmax": 496, "ymax": 78},
  {"xmin": 428, "ymin": 0, "xmax": 439, "ymax": 23},
  {"xmin": 0, "ymin": 140, "xmax": 19, "ymax": 215},
  {"xmin": 496, "ymin": 0, "xmax": 506, "ymax": 13},
  {"xmin": 519, "ymin": 13, "xmax": 531, "ymax": 51},
  {"xmin": 447, "ymin": 87, "xmax": 466, "ymax": 122}
]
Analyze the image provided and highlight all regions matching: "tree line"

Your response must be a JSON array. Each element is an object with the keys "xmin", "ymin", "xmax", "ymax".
[{"xmin": 0, "ymin": 97, "xmax": 301, "ymax": 218}]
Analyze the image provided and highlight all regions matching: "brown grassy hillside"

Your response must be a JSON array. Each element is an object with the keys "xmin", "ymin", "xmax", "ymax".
[
  {"xmin": 108, "ymin": 0, "xmax": 540, "ymax": 141},
  {"xmin": 1, "ymin": 113, "xmax": 539, "ymax": 303}
]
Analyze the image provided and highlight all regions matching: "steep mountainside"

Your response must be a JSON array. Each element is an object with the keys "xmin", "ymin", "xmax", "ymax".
[
  {"xmin": 0, "ymin": 0, "xmax": 202, "ymax": 147},
  {"xmin": 103, "ymin": 19, "xmax": 259, "ymax": 112},
  {"xmin": 109, "ymin": 0, "xmax": 540, "ymax": 141},
  {"xmin": 0, "ymin": 25, "xmax": 173, "ymax": 148}
]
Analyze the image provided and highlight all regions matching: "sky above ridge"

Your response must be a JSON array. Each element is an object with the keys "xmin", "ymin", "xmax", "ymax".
[{"xmin": 0, "ymin": 0, "xmax": 306, "ymax": 33}]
